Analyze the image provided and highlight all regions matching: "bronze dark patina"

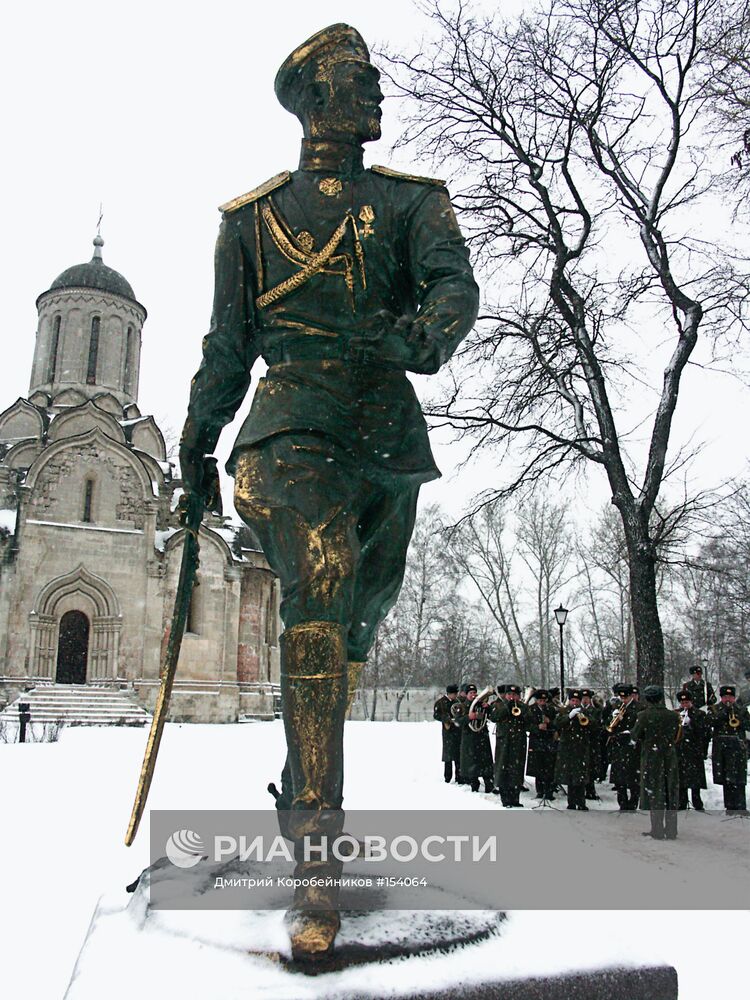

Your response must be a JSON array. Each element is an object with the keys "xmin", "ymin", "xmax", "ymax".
[{"xmin": 178, "ymin": 22, "xmax": 479, "ymax": 962}]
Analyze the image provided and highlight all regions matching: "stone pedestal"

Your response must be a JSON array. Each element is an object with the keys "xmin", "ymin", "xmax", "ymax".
[{"xmin": 64, "ymin": 860, "xmax": 678, "ymax": 999}]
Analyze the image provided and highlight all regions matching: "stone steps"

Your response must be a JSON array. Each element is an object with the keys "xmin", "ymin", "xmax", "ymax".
[{"xmin": 0, "ymin": 685, "xmax": 151, "ymax": 726}]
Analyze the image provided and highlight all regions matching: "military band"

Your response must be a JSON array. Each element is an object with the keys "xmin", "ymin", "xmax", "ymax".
[{"xmin": 433, "ymin": 672, "xmax": 750, "ymax": 821}]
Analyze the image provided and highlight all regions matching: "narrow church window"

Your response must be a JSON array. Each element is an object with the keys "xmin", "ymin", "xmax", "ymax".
[
  {"xmin": 82, "ymin": 479, "xmax": 94, "ymax": 523},
  {"xmin": 123, "ymin": 325, "xmax": 134, "ymax": 393},
  {"xmin": 186, "ymin": 576, "xmax": 201, "ymax": 634},
  {"xmin": 47, "ymin": 315, "xmax": 61, "ymax": 382},
  {"xmin": 86, "ymin": 316, "xmax": 101, "ymax": 384}
]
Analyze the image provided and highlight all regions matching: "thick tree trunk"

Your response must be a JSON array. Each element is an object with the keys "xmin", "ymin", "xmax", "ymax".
[{"xmin": 619, "ymin": 509, "xmax": 665, "ymax": 688}]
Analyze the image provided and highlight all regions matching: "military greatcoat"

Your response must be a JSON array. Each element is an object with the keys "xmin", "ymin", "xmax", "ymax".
[
  {"xmin": 525, "ymin": 702, "xmax": 557, "ymax": 780},
  {"xmin": 458, "ymin": 712, "xmax": 494, "ymax": 781},
  {"xmin": 607, "ymin": 702, "xmax": 641, "ymax": 787},
  {"xmin": 488, "ymin": 699, "xmax": 531, "ymax": 789},
  {"xmin": 630, "ymin": 704, "xmax": 681, "ymax": 811},
  {"xmin": 674, "ymin": 706, "xmax": 709, "ymax": 789},
  {"xmin": 682, "ymin": 678, "xmax": 716, "ymax": 710},
  {"xmin": 433, "ymin": 695, "xmax": 461, "ymax": 764},
  {"xmin": 710, "ymin": 704, "xmax": 750, "ymax": 786},
  {"xmin": 553, "ymin": 708, "xmax": 598, "ymax": 785}
]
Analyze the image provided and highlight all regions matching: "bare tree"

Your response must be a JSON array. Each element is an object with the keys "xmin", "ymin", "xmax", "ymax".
[
  {"xmin": 380, "ymin": 505, "xmax": 455, "ymax": 718},
  {"xmin": 447, "ymin": 500, "xmax": 534, "ymax": 680},
  {"xmin": 386, "ymin": 0, "xmax": 750, "ymax": 685},
  {"xmin": 516, "ymin": 492, "xmax": 577, "ymax": 683},
  {"xmin": 703, "ymin": 0, "xmax": 750, "ymax": 209}
]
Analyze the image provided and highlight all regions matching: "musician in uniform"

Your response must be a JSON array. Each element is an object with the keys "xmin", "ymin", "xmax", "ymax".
[
  {"xmin": 489, "ymin": 683, "xmax": 531, "ymax": 807},
  {"xmin": 607, "ymin": 683, "xmax": 641, "ymax": 810},
  {"xmin": 630, "ymin": 685, "xmax": 681, "ymax": 840},
  {"xmin": 459, "ymin": 684, "xmax": 495, "ymax": 793},
  {"xmin": 709, "ymin": 685, "xmax": 750, "ymax": 815},
  {"xmin": 525, "ymin": 689, "xmax": 557, "ymax": 801},
  {"xmin": 554, "ymin": 689, "xmax": 598, "ymax": 810},
  {"xmin": 178, "ymin": 22, "xmax": 479, "ymax": 960},
  {"xmin": 682, "ymin": 665, "xmax": 716, "ymax": 710},
  {"xmin": 433, "ymin": 684, "xmax": 462, "ymax": 783},
  {"xmin": 674, "ymin": 690, "xmax": 709, "ymax": 811},
  {"xmin": 580, "ymin": 688, "xmax": 603, "ymax": 799}
]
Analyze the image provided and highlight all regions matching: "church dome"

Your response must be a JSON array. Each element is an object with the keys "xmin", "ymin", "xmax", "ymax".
[{"xmin": 47, "ymin": 236, "xmax": 136, "ymax": 302}]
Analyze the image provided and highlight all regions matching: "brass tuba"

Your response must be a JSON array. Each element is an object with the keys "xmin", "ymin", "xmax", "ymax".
[
  {"xmin": 469, "ymin": 686, "xmax": 495, "ymax": 732},
  {"xmin": 450, "ymin": 699, "xmax": 468, "ymax": 722}
]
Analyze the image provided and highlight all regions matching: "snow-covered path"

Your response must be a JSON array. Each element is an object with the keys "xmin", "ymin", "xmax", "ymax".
[{"xmin": 1, "ymin": 720, "xmax": 747, "ymax": 998}]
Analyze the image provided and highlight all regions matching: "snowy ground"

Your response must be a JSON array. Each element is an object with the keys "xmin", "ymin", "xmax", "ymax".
[{"xmin": 1, "ymin": 719, "xmax": 748, "ymax": 998}]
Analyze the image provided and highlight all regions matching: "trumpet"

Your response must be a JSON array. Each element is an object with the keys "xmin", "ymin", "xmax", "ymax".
[
  {"xmin": 606, "ymin": 698, "xmax": 631, "ymax": 734},
  {"xmin": 728, "ymin": 706, "xmax": 741, "ymax": 730},
  {"xmin": 511, "ymin": 703, "xmax": 522, "ymax": 717}
]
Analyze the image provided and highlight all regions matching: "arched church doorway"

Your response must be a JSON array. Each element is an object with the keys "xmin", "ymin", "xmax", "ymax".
[{"xmin": 56, "ymin": 610, "xmax": 90, "ymax": 684}]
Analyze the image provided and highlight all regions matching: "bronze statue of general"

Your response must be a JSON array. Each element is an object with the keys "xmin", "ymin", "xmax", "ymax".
[{"xmin": 179, "ymin": 23, "xmax": 478, "ymax": 961}]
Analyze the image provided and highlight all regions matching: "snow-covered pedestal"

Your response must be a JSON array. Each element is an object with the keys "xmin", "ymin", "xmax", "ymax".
[{"xmin": 64, "ymin": 858, "xmax": 677, "ymax": 999}]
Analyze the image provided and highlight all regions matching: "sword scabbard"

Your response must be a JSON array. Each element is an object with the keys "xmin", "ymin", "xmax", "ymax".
[{"xmin": 125, "ymin": 493, "xmax": 203, "ymax": 846}]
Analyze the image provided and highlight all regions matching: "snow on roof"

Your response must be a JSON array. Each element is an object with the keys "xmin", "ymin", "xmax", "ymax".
[
  {"xmin": 154, "ymin": 527, "xmax": 179, "ymax": 552},
  {"xmin": 0, "ymin": 508, "xmax": 17, "ymax": 533}
]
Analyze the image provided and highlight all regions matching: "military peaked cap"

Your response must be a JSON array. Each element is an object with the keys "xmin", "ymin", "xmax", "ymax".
[{"xmin": 275, "ymin": 23, "xmax": 371, "ymax": 115}]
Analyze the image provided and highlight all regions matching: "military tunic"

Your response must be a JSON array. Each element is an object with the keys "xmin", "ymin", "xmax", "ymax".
[
  {"xmin": 181, "ymin": 160, "xmax": 479, "ymax": 661},
  {"xmin": 488, "ymin": 699, "xmax": 531, "ymax": 804}
]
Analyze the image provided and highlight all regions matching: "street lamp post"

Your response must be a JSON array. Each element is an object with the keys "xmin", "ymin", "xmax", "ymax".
[{"xmin": 554, "ymin": 605, "xmax": 569, "ymax": 699}]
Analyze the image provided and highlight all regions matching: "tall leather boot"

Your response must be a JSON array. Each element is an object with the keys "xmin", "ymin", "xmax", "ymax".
[{"xmin": 280, "ymin": 621, "xmax": 348, "ymax": 963}]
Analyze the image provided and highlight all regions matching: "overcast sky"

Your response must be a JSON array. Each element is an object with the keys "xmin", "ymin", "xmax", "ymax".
[{"xmin": 2, "ymin": 0, "xmax": 747, "ymax": 526}]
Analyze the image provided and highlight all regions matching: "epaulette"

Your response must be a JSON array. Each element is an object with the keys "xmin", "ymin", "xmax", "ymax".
[
  {"xmin": 371, "ymin": 164, "xmax": 446, "ymax": 187},
  {"xmin": 218, "ymin": 171, "xmax": 292, "ymax": 214}
]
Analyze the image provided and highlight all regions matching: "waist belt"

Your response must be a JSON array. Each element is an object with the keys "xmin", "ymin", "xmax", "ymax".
[{"xmin": 260, "ymin": 336, "xmax": 401, "ymax": 370}]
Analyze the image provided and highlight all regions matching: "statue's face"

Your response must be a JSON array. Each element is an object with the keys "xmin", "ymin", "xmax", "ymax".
[{"xmin": 310, "ymin": 61, "xmax": 383, "ymax": 142}]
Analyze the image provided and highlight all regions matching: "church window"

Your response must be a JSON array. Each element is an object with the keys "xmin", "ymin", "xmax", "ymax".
[
  {"xmin": 86, "ymin": 316, "xmax": 101, "ymax": 384},
  {"xmin": 186, "ymin": 576, "xmax": 201, "ymax": 634},
  {"xmin": 82, "ymin": 478, "xmax": 94, "ymax": 523},
  {"xmin": 47, "ymin": 316, "xmax": 61, "ymax": 382},
  {"xmin": 124, "ymin": 325, "xmax": 134, "ymax": 393}
]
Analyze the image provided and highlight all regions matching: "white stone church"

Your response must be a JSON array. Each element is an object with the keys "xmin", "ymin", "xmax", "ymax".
[{"xmin": 0, "ymin": 236, "xmax": 280, "ymax": 723}]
